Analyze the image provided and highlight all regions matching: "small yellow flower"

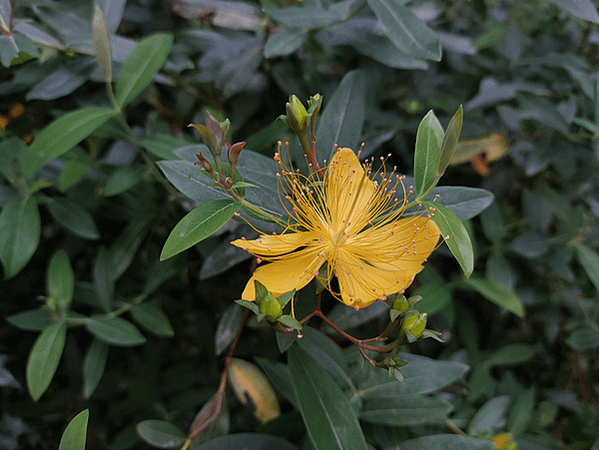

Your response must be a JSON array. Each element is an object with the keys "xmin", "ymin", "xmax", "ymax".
[
  {"xmin": 492, "ymin": 432, "xmax": 517, "ymax": 450},
  {"xmin": 231, "ymin": 147, "xmax": 441, "ymax": 309}
]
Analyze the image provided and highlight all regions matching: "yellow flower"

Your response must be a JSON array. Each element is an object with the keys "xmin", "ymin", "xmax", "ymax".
[
  {"xmin": 492, "ymin": 432, "xmax": 517, "ymax": 450},
  {"xmin": 231, "ymin": 147, "xmax": 441, "ymax": 309}
]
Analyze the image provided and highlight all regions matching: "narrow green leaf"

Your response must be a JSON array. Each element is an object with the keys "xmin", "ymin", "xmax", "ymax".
[
  {"xmin": 130, "ymin": 302, "xmax": 175, "ymax": 337},
  {"xmin": 27, "ymin": 322, "xmax": 67, "ymax": 401},
  {"xmin": 6, "ymin": 309, "xmax": 54, "ymax": 331},
  {"xmin": 83, "ymin": 339, "xmax": 109, "ymax": 398},
  {"xmin": 92, "ymin": 4, "xmax": 112, "ymax": 83},
  {"xmin": 255, "ymin": 357, "xmax": 298, "ymax": 408},
  {"xmin": 0, "ymin": 196, "xmax": 41, "ymax": 279},
  {"xmin": 104, "ymin": 165, "xmax": 146, "ymax": 197},
  {"xmin": 137, "ymin": 420, "xmax": 186, "ymax": 448},
  {"xmin": 264, "ymin": 28, "xmax": 308, "ymax": 58},
  {"xmin": 424, "ymin": 201, "xmax": 473, "ymax": 277},
  {"xmin": 160, "ymin": 200, "xmax": 241, "ymax": 261},
  {"xmin": 400, "ymin": 434, "xmax": 494, "ymax": 450},
  {"xmin": 46, "ymin": 197, "xmax": 100, "ymax": 240},
  {"xmin": 414, "ymin": 110, "xmax": 443, "ymax": 198},
  {"xmin": 315, "ymin": 70, "xmax": 365, "ymax": 163},
  {"xmin": 192, "ymin": 433, "xmax": 299, "ymax": 450},
  {"xmin": 60, "ymin": 159, "xmax": 90, "ymax": 191},
  {"xmin": 215, "ymin": 304, "xmax": 244, "ymax": 356},
  {"xmin": 365, "ymin": 0, "xmax": 441, "ymax": 61},
  {"xmin": 94, "ymin": 247, "xmax": 115, "ymax": 312},
  {"xmin": 467, "ymin": 395, "xmax": 510, "ymax": 435},
  {"xmin": 86, "ymin": 315, "xmax": 147, "ymax": 347},
  {"xmin": 566, "ymin": 327, "xmax": 599, "ymax": 350},
  {"xmin": 360, "ymin": 394, "xmax": 453, "ymax": 426},
  {"xmin": 465, "ymin": 278, "xmax": 525, "ymax": 317},
  {"xmin": 575, "ymin": 244, "xmax": 599, "ymax": 294},
  {"xmin": 115, "ymin": 33, "xmax": 174, "ymax": 108},
  {"xmin": 508, "ymin": 387, "xmax": 536, "ymax": 436},
  {"xmin": 437, "ymin": 105, "xmax": 463, "ymax": 178},
  {"xmin": 59, "ymin": 409, "xmax": 89, "ymax": 450},
  {"xmin": 485, "ymin": 343, "xmax": 537, "ymax": 366},
  {"xmin": 47, "ymin": 249, "xmax": 75, "ymax": 309},
  {"xmin": 23, "ymin": 107, "xmax": 116, "ymax": 179},
  {"xmin": 288, "ymin": 344, "xmax": 368, "ymax": 450}
]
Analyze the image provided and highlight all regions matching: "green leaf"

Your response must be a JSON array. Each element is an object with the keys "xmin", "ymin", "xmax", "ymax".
[
  {"xmin": 264, "ymin": 28, "xmax": 308, "ymax": 58},
  {"xmin": 193, "ymin": 433, "xmax": 299, "ymax": 450},
  {"xmin": 23, "ymin": 107, "xmax": 116, "ymax": 179},
  {"xmin": 115, "ymin": 33, "xmax": 174, "ymax": 108},
  {"xmin": 566, "ymin": 327, "xmax": 599, "ymax": 350},
  {"xmin": 139, "ymin": 133, "xmax": 192, "ymax": 160},
  {"xmin": 160, "ymin": 200, "xmax": 241, "ymax": 260},
  {"xmin": 104, "ymin": 165, "xmax": 146, "ymax": 197},
  {"xmin": 467, "ymin": 395, "xmax": 510, "ymax": 435},
  {"xmin": 130, "ymin": 302, "xmax": 175, "ymax": 337},
  {"xmin": 59, "ymin": 409, "xmax": 89, "ymax": 450},
  {"xmin": 94, "ymin": 247, "xmax": 115, "ymax": 312},
  {"xmin": 360, "ymin": 356, "xmax": 469, "ymax": 396},
  {"xmin": 437, "ymin": 105, "xmax": 463, "ymax": 178},
  {"xmin": 428, "ymin": 187, "xmax": 494, "ymax": 222},
  {"xmin": 27, "ymin": 322, "xmax": 67, "ymax": 401},
  {"xmin": 485, "ymin": 343, "xmax": 537, "ymax": 366},
  {"xmin": 287, "ymin": 344, "xmax": 368, "ymax": 450},
  {"xmin": 60, "ymin": 159, "xmax": 90, "ymax": 191},
  {"xmin": 6, "ymin": 309, "xmax": 54, "ymax": 331},
  {"xmin": 264, "ymin": 6, "xmax": 340, "ymax": 28},
  {"xmin": 296, "ymin": 327, "xmax": 353, "ymax": 390},
  {"xmin": 47, "ymin": 249, "xmax": 75, "ymax": 310},
  {"xmin": 517, "ymin": 92, "xmax": 569, "ymax": 134},
  {"xmin": 86, "ymin": 315, "xmax": 147, "ymax": 347},
  {"xmin": 83, "ymin": 338, "xmax": 109, "ymax": 399},
  {"xmin": 215, "ymin": 304, "xmax": 244, "ymax": 356},
  {"xmin": 400, "ymin": 434, "xmax": 494, "ymax": 450},
  {"xmin": 465, "ymin": 278, "xmax": 525, "ymax": 317},
  {"xmin": 575, "ymin": 244, "xmax": 599, "ymax": 294},
  {"xmin": 92, "ymin": 4, "xmax": 112, "ymax": 83},
  {"xmin": 0, "ymin": 196, "xmax": 40, "ymax": 279},
  {"xmin": 414, "ymin": 110, "xmax": 444, "ymax": 198},
  {"xmin": 365, "ymin": 0, "xmax": 441, "ymax": 61},
  {"xmin": 546, "ymin": 0, "xmax": 599, "ymax": 23},
  {"xmin": 136, "ymin": 420, "xmax": 186, "ymax": 448},
  {"xmin": 424, "ymin": 201, "xmax": 473, "ymax": 277},
  {"xmin": 508, "ymin": 387, "xmax": 536, "ymax": 436},
  {"xmin": 255, "ymin": 357, "xmax": 298, "ymax": 408},
  {"xmin": 46, "ymin": 197, "xmax": 100, "ymax": 240},
  {"xmin": 315, "ymin": 70, "xmax": 365, "ymax": 163},
  {"xmin": 360, "ymin": 394, "xmax": 453, "ymax": 426}
]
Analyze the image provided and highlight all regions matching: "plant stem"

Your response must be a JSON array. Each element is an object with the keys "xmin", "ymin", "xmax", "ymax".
[{"xmin": 187, "ymin": 309, "xmax": 248, "ymax": 440}]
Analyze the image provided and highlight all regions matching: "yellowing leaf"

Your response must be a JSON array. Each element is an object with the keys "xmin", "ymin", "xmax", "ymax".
[
  {"xmin": 450, "ymin": 133, "xmax": 509, "ymax": 165},
  {"xmin": 227, "ymin": 358, "xmax": 280, "ymax": 423}
]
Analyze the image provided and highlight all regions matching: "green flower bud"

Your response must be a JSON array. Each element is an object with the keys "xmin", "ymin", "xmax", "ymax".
[
  {"xmin": 392, "ymin": 295, "xmax": 410, "ymax": 314},
  {"xmin": 259, "ymin": 292, "xmax": 283, "ymax": 321},
  {"xmin": 286, "ymin": 95, "xmax": 308, "ymax": 133},
  {"xmin": 402, "ymin": 313, "xmax": 427, "ymax": 338}
]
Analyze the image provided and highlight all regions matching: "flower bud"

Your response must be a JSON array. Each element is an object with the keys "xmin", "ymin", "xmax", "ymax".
[
  {"xmin": 259, "ymin": 291, "xmax": 283, "ymax": 321},
  {"xmin": 286, "ymin": 95, "xmax": 308, "ymax": 134},
  {"xmin": 307, "ymin": 93, "xmax": 322, "ymax": 118},
  {"xmin": 402, "ymin": 312, "xmax": 427, "ymax": 339},
  {"xmin": 228, "ymin": 141, "xmax": 245, "ymax": 166},
  {"xmin": 194, "ymin": 152, "xmax": 215, "ymax": 177},
  {"xmin": 392, "ymin": 295, "xmax": 410, "ymax": 314},
  {"xmin": 188, "ymin": 123, "xmax": 220, "ymax": 157}
]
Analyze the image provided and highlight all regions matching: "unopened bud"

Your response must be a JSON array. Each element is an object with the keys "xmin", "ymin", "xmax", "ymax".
[
  {"xmin": 307, "ymin": 93, "xmax": 322, "ymax": 118},
  {"xmin": 189, "ymin": 123, "xmax": 220, "ymax": 157},
  {"xmin": 393, "ymin": 295, "xmax": 410, "ymax": 314},
  {"xmin": 205, "ymin": 111, "xmax": 223, "ymax": 146},
  {"xmin": 194, "ymin": 153, "xmax": 215, "ymax": 177},
  {"xmin": 228, "ymin": 141, "xmax": 245, "ymax": 166},
  {"xmin": 402, "ymin": 313, "xmax": 427, "ymax": 338},
  {"xmin": 259, "ymin": 292, "xmax": 283, "ymax": 321},
  {"xmin": 286, "ymin": 95, "xmax": 308, "ymax": 133}
]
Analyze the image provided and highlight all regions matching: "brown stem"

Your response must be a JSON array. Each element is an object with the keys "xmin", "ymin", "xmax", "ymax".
[{"xmin": 187, "ymin": 309, "xmax": 248, "ymax": 440}]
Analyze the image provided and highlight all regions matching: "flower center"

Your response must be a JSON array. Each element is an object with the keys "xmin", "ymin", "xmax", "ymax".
[{"xmin": 331, "ymin": 229, "xmax": 347, "ymax": 246}]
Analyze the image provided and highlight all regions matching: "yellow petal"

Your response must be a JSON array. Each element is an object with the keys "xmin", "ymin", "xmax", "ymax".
[
  {"xmin": 326, "ymin": 148, "xmax": 375, "ymax": 233},
  {"xmin": 335, "ymin": 216, "xmax": 440, "ymax": 308},
  {"xmin": 231, "ymin": 231, "xmax": 313, "ymax": 257},
  {"xmin": 240, "ymin": 247, "xmax": 325, "ymax": 300}
]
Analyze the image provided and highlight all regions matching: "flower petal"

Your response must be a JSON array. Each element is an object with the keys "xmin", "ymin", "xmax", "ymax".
[
  {"xmin": 239, "ymin": 247, "xmax": 325, "ymax": 300},
  {"xmin": 335, "ymin": 216, "xmax": 440, "ymax": 308},
  {"xmin": 231, "ymin": 231, "xmax": 314, "ymax": 257},
  {"xmin": 326, "ymin": 148, "xmax": 375, "ymax": 232}
]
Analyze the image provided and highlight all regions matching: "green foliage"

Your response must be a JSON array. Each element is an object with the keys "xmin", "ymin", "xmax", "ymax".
[{"xmin": 2, "ymin": 0, "xmax": 599, "ymax": 449}]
